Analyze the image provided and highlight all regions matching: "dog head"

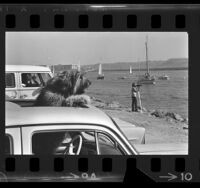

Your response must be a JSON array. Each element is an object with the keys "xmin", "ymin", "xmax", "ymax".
[{"xmin": 42, "ymin": 70, "xmax": 91, "ymax": 98}]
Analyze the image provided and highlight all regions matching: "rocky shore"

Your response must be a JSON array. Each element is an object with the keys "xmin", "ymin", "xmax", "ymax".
[
  {"xmin": 91, "ymin": 96, "xmax": 188, "ymax": 126},
  {"xmin": 91, "ymin": 97, "xmax": 188, "ymax": 144}
]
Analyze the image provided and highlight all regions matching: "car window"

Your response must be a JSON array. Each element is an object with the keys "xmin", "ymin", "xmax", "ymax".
[
  {"xmin": 97, "ymin": 132, "xmax": 123, "ymax": 155},
  {"xmin": 32, "ymin": 130, "xmax": 97, "ymax": 155},
  {"xmin": 21, "ymin": 73, "xmax": 51, "ymax": 88},
  {"xmin": 6, "ymin": 73, "xmax": 15, "ymax": 88},
  {"xmin": 21, "ymin": 73, "xmax": 41, "ymax": 87},
  {"xmin": 40, "ymin": 73, "xmax": 51, "ymax": 85},
  {"xmin": 5, "ymin": 134, "xmax": 13, "ymax": 154}
]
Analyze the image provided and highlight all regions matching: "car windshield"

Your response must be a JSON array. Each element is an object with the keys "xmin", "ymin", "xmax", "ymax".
[{"xmin": 108, "ymin": 116, "xmax": 138, "ymax": 153}]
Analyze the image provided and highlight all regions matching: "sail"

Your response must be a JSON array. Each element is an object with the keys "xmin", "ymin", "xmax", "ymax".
[
  {"xmin": 130, "ymin": 66, "xmax": 132, "ymax": 74},
  {"xmin": 98, "ymin": 64, "xmax": 102, "ymax": 75}
]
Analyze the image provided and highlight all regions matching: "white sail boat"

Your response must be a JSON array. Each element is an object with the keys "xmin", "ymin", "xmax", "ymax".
[
  {"xmin": 137, "ymin": 36, "xmax": 156, "ymax": 85},
  {"xmin": 129, "ymin": 66, "xmax": 132, "ymax": 74},
  {"xmin": 97, "ymin": 63, "xmax": 104, "ymax": 80}
]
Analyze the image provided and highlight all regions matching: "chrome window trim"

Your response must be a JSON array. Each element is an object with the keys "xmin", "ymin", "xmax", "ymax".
[
  {"xmin": 95, "ymin": 131, "xmax": 100, "ymax": 155},
  {"xmin": 5, "ymin": 133, "xmax": 14, "ymax": 155}
]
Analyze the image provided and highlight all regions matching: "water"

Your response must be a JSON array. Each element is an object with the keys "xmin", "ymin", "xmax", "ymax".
[{"xmin": 85, "ymin": 70, "xmax": 188, "ymax": 118}]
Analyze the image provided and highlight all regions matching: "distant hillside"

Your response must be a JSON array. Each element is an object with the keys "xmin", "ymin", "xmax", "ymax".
[
  {"xmin": 157, "ymin": 58, "xmax": 188, "ymax": 69},
  {"xmin": 83, "ymin": 58, "xmax": 188, "ymax": 71},
  {"xmin": 51, "ymin": 58, "xmax": 188, "ymax": 73}
]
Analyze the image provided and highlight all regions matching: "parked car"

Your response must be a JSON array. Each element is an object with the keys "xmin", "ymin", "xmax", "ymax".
[
  {"xmin": 6, "ymin": 99, "xmax": 188, "ymax": 155},
  {"xmin": 6, "ymin": 65, "xmax": 53, "ymax": 100},
  {"xmin": 6, "ymin": 101, "xmax": 146, "ymax": 155}
]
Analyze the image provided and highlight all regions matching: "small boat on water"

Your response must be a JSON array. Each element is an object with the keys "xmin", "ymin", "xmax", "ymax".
[
  {"xmin": 97, "ymin": 63, "xmax": 104, "ymax": 80},
  {"xmin": 137, "ymin": 36, "xmax": 156, "ymax": 85},
  {"xmin": 158, "ymin": 74, "xmax": 170, "ymax": 80},
  {"xmin": 138, "ymin": 74, "xmax": 156, "ymax": 84},
  {"xmin": 118, "ymin": 76, "xmax": 127, "ymax": 80}
]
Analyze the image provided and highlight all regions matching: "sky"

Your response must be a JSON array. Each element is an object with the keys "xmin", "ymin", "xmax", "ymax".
[{"xmin": 6, "ymin": 32, "xmax": 188, "ymax": 65}]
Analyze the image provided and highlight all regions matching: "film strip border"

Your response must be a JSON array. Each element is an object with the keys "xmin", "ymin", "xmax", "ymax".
[
  {"xmin": 0, "ymin": 4, "xmax": 198, "ymax": 31},
  {"xmin": 1, "ymin": 156, "xmax": 200, "ymax": 182},
  {"xmin": 4, "ymin": 13, "xmax": 187, "ymax": 30}
]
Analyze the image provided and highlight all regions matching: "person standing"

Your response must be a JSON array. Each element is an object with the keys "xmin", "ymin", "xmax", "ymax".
[{"xmin": 131, "ymin": 82, "xmax": 138, "ymax": 112}]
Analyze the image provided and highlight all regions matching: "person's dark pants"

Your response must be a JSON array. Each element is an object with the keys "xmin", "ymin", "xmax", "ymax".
[{"xmin": 132, "ymin": 97, "xmax": 138, "ymax": 112}]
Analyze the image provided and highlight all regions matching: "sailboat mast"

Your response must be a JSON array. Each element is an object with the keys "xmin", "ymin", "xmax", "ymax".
[
  {"xmin": 145, "ymin": 36, "xmax": 149, "ymax": 74},
  {"xmin": 138, "ymin": 58, "xmax": 141, "ymax": 77}
]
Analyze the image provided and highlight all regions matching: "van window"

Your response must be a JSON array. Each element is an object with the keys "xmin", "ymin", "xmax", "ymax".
[
  {"xmin": 21, "ymin": 73, "xmax": 51, "ymax": 87},
  {"xmin": 6, "ymin": 73, "xmax": 15, "ymax": 88}
]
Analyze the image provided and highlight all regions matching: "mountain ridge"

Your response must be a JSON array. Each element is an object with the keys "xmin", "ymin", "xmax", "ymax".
[{"xmin": 83, "ymin": 58, "xmax": 188, "ymax": 71}]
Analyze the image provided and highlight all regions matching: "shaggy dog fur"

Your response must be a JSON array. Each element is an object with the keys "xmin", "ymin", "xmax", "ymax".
[{"xmin": 34, "ymin": 70, "xmax": 92, "ymax": 107}]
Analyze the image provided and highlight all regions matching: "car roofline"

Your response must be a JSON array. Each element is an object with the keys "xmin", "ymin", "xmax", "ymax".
[
  {"xmin": 6, "ymin": 106, "xmax": 115, "ymax": 128},
  {"xmin": 6, "ymin": 65, "xmax": 52, "ymax": 72}
]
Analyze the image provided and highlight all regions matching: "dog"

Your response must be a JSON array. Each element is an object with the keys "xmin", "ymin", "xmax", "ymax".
[{"xmin": 34, "ymin": 70, "xmax": 92, "ymax": 107}]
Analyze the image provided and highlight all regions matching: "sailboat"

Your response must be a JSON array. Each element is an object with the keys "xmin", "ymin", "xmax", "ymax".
[
  {"xmin": 158, "ymin": 74, "xmax": 169, "ymax": 80},
  {"xmin": 137, "ymin": 36, "xmax": 156, "ymax": 85},
  {"xmin": 97, "ymin": 63, "xmax": 104, "ymax": 80},
  {"xmin": 130, "ymin": 66, "xmax": 132, "ymax": 74}
]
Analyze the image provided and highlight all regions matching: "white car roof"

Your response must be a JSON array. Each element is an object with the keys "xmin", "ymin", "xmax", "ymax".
[
  {"xmin": 6, "ymin": 104, "xmax": 116, "ymax": 130},
  {"xmin": 6, "ymin": 65, "xmax": 51, "ymax": 72}
]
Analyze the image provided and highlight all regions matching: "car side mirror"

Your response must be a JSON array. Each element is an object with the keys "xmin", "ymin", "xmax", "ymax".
[{"xmin": 21, "ymin": 83, "xmax": 26, "ymax": 87}]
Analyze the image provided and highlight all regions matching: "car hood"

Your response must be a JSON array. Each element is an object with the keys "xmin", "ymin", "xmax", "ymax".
[
  {"xmin": 112, "ymin": 118, "xmax": 145, "ymax": 144},
  {"xmin": 133, "ymin": 143, "xmax": 188, "ymax": 155}
]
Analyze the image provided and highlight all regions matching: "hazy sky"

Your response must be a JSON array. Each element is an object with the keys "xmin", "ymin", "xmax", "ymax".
[{"xmin": 6, "ymin": 32, "xmax": 188, "ymax": 65}]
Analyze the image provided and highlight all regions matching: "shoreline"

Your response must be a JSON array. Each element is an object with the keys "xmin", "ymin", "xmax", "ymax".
[
  {"xmin": 91, "ymin": 96, "xmax": 188, "ymax": 124},
  {"xmin": 91, "ymin": 97, "xmax": 188, "ymax": 144}
]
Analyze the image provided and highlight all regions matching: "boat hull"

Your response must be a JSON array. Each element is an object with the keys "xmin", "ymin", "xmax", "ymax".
[
  {"xmin": 158, "ymin": 76, "xmax": 169, "ymax": 80},
  {"xmin": 97, "ymin": 75, "xmax": 104, "ymax": 80},
  {"xmin": 137, "ymin": 76, "xmax": 156, "ymax": 85},
  {"xmin": 137, "ymin": 77, "xmax": 156, "ymax": 84},
  {"xmin": 137, "ymin": 80, "xmax": 156, "ymax": 85}
]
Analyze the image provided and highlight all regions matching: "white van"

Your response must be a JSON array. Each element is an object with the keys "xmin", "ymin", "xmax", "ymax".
[{"xmin": 6, "ymin": 65, "xmax": 53, "ymax": 99}]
